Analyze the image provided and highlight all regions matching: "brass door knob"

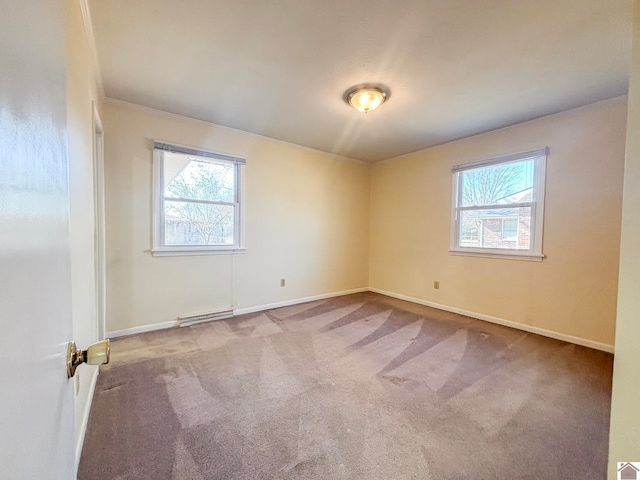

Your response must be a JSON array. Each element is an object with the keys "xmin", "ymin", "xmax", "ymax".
[{"xmin": 67, "ymin": 340, "xmax": 110, "ymax": 378}]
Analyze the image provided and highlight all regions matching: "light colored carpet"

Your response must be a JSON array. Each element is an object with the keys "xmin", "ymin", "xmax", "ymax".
[{"xmin": 79, "ymin": 292, "xmax": 613, "ymax": 479}]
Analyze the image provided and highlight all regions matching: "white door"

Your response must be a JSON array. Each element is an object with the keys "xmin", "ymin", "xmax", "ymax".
[{"xmin": 0, "ymin": 1, "xmax": 76, "ymax": 478}]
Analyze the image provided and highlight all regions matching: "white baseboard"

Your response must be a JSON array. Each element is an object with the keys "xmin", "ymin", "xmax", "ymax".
[
  {"xmin": 75, "ymin": 365, "xmax": 99, "ymax": 471},
  {"xmin": 107, "ymin": 320, "xmax": 177, "ymax": 339},
  {"xmin": 105, "ymin": 286, "xmax": 613, "ymax": 353},
  {"xmin": 105, "ymin": 287, "xmax": 369, "ymax": 339},
  {"xmin": 234, "ymin": 287, "xmax": 369, "ymax": 316},
  {"xmin": 369, "ymin": 287, "xmax": 614, "ymax": 353}
]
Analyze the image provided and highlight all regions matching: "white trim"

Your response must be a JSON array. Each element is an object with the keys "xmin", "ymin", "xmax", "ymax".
[
  {"xmin": 449, "ymin": 249, "xmax": 544, "ymax": 262},
  {"xmin": 450, "ymin": 170, "xmax": 461, "ymax": 251},
  {"xmin": 450, "ymin": 149, "xmax": 547, "ymax": 259},
  {"xmin": 107, "ymin": 321, "xmax": 177, "ymax": 339},
  {"xmin": 238, "ymin": 164, "xmax": 246, "ymax": 248},
  {"xmin": 533, "ymin": 147, "xmax": 547, "ymax": 255},
  {"xmin": 151, "ymin": 247, "xmax": 247, "ymax": 257},
  {"xmin": 152, "ymin": 148, "xmax": 246, "ymax": 255},
  {"xmin": 369, "ymin": 288, "xmax": 614, "ymax": 353},
  {"xmin": 234, "ymin": 288, "xmax": 369, "ymax": 316},
  {"xmin": 105, "ymin": 286, "xmax": 613, "ymax": 353},
  {"xmin": 105, "ymin": 287, "xmax": 369, "ymax": 338},
  {"xmin": 103, "ymin": 97, "xmax": 371, "ymax": 166},
  {"xmin": 74, "ymin": 365, "xmax": 99, "ymax": 471},
  {"xmin": 152, "ymin": 149, "xmax": 162, "ymax": 253},
  {"xmin": 92, "ymin": 103, "xmax": 106, "ymax": 340},
  {"xmin": 452, "ymin": 147, "xmax": 548, "ymax": 173},
  {"xmin": 153, "ymin": 139, "xmax": 246, "ymax": 165},
  {"xmin": 78, "ymin": 0, "xmax": 104, "ymax": 99},
  {"xmin": 372, "ymin": 97, "xmax": 627, "ymax": 166},
  {"xmin": 458, "ymin": 202, "xmax": 533, "ymax": 212}
]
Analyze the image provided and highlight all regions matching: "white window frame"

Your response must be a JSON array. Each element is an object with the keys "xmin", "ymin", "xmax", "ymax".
[
  {"xmin": 151, "ymin": 140, "xmax": 246, "ymax": 257},
  {"xmin": 450, "ymin": 147, "xmax": 548, "ymax": 261}
]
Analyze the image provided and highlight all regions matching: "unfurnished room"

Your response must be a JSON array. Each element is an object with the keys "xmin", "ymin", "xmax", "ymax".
[{"xmin": 2, "ymin": 1, "xmax": 640, "ymax": 479}]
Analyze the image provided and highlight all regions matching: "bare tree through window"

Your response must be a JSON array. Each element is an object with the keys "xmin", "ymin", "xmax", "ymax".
[
  {"xmin": 164, "ymin": 159, "xmax": 235, "ymax": 245},
  {"xmin": 459, "ymin": 160, "xmax": 532, "ymax": 249},
  {"xmin": 462, "ymin": 162, "xmax": 524, "ymax": 206}
]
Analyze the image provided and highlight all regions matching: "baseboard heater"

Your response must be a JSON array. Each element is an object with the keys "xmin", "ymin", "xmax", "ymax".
[{"xmin": 178, "ymin": 308, "xmax": 234, "ymax": 327}]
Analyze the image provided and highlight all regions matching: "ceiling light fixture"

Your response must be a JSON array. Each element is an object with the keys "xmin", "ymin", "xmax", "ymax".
[{"xmin": 344, "ymin": 84, "xmax": 389, "ymax": 113}]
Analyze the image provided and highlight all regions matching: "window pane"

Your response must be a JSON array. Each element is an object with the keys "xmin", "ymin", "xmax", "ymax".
[
  {"xmin": 165, "ymin": 200, "xmax": 235, "ymax": 245},
  {"xmin": 460, "ymin": 159, "xmax": 534, "ymax": 207},
  {"xmin": 502, "ymin": 218, "xmax": 518, "ymax": 240},
  {"xmin": 164, "ymin": 153, "xmax": 235, "ymax": 203},
  {"xmin": 459, "ymin": 207, "xmax": 531, "ymax": 250}
]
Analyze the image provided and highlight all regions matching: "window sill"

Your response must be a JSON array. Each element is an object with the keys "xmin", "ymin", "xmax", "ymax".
[
  {"xmin": 151, "ymin": 247, "xmax": 246, "ymax": 257},
  {"xmin": 449, "ymin": 248, "xmax": 544, "ymax": 262}
]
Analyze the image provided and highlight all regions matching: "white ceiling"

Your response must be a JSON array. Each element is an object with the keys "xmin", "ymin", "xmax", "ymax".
[{"xmin": 89, "ymin": 0, "xmax": 633, "ymax": 163}]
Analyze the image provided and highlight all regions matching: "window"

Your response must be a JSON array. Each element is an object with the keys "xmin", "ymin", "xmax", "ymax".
[
  {"xmin": 501, "ymin": 218, "xmax": 518, "ymax": 241},
  {"xmin": 450, "ymin": 148, "xmax": 547, "ymax": 260},
  {"xmin": 152, "ymin": 141, "xmax": 245, "ymax": 256}
]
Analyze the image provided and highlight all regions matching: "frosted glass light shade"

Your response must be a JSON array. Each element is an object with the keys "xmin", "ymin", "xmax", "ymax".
[{"xmin": 346, "ymin": 87, "xmax": 388, "ymax": 113}]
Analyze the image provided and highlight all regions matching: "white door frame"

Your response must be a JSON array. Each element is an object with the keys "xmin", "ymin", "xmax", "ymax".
[{"xmin": 93, "ymin": 102, "xmax": 106, "ymax": 341}]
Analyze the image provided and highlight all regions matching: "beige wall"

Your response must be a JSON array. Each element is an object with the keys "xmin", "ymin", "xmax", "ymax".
[
  {"xmin": 66, "ymin": 0, "xmax": 102, "ymax": 463},
  {"xmin": 104, "ymin": 101, "xmax": 370, "ymax": 333},
  {"xmin": 608, "ymin": 0, "xmax": 640, "ymax": 477},
  {"xmin": 370, "ymin": 97, "xmax": 627, "ymax": 348}
]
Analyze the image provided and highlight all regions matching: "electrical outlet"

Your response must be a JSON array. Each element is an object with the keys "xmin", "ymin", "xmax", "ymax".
[
  {"xmin": 434, "ymin": 281, "xmax": 440, "ymax": 289},
  {"xmin": 280, "ymin": 278, "xmax": 285, "ymax": 287}
]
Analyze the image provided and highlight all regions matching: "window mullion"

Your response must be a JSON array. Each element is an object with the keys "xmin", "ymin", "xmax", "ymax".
[
  {"xmin": 164, "ymin": 196, "xmax": 235, "ymax": 207},
  {"xmin": 458, "ymin": 202, "xmax": 533, "ymax": 211}
]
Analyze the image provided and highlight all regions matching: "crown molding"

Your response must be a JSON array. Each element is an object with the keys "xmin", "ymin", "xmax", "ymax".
[{"xmin": 103, "ymin": 97, "xmax": 371, "ymax": 166}]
